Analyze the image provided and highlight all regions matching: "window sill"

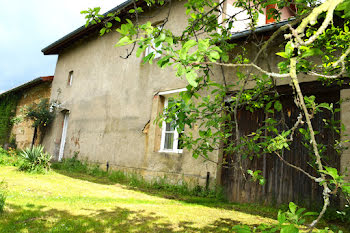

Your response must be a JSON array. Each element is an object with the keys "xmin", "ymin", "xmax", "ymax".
[{"xmin": 158, "ymin": 149, "xmax": 183, "ymax": 154}]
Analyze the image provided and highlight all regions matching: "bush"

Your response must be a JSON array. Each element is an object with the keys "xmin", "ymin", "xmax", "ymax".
[
  {"xmin": 19, "ymin": 145, "xmax": 52, "ymax": 173},
  {"xmin": 0, "ymin": 180, "xmax": 7, "ymax": 213},
  {"xmin": 0, "ymin": 147, "xmax": 23, "ymax": 167}
]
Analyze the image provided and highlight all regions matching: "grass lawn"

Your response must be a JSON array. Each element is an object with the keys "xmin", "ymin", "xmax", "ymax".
[{"xmin": 0, "ymin": 166, "xmax": 279, "ymax": 233}]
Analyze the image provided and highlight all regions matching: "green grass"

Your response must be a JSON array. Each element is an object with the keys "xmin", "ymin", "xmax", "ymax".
[{"xmin": 0, "ymin": 166, "xmax": 279, "ymax": 233}]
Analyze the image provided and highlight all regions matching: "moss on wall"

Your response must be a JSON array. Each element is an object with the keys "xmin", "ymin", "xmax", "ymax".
[{"xmin": 0, "ymin": 93, "xmax": 20, "ymax": 145}]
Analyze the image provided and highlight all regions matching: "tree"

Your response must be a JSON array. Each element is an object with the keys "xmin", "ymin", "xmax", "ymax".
[
  {"xmin": 82, "ymin": 0, "xmax": 350, "ymax": 231},
  {"xmin": 25, "ymin": 98, "xmax": 55, "ymax": 148}
]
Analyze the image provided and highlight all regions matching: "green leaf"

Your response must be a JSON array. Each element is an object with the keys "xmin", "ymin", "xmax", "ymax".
[
  {"xmin": 143, "ymin": 52, "xmax": 154, "ymax": 64},
  {"xmin": 281, "ymin": 224, "xmax": 298, "ymax": 233},
  {"xmin": 301, "ymin": 48, "xmax": 323, "ymax": 58},
  {"xmin": 185, "ymin": 70, "xmax": 198, "ymax": 87},
  {"xmin": 157, "ymin": 56, "xmax": 170, "ymax": 68},
  {"xmin": 289, "ymin": 202, "xmax": 297, "ymax": 214},
  {"xmin": 100, "ymin": 28, "xmax": 106, "ymax": 36},
  {"xmin": 199, "ymin": 130, "xmax": 206, "ymax": 137},
  {"xmin": 198, "ymin": 39, "xmax": 210, "ymax": 52},
  {"xmin": 180, "ymin": 40, "xmax": 197, "ymax": 60},
  {"xmin": 278, "ymin": 210, "xmax": 286, "ymax": 224},
  {"xmin": 274, "ymin": 101, "xmax": 282, "ymax": 112},
  {"xmin": 285, "ymin": 41, "xmax": 294, "ymax": 57},
  {"xmin": 116, "ymin": 36, "xmax": 131, "ymax": 46},
  {"xmin": 321, "ymin": 166, "xmax": 339, "ymax": 179},
  {"xmin": 276, "ymin": 52, "xmax": 289, "ymax": 59},
  {"xmin": 232, "ymin": 225, "xmax": 252, "ymax": 233},
  {"xmin": 209, "ymin": 51, "xmax": 220, "ymax": 60},
  {"xmin": 136, "ymin": 46, "xmax": 146, "ymax": 57},
  {"xmin": 303, "ymin": 211, "xmax": 318, "ymax": 216}
]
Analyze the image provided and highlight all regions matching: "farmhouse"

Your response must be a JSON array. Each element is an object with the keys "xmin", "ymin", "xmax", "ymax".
[
  {"xmin": 40, "ymin": 0, "xmax": 349, "ymax": 205},
  {"xmin": 0, "ymin": 76, "xmax": 53, "ymax": 150}
]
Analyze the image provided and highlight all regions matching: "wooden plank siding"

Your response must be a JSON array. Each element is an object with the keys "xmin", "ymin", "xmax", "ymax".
[{"xmin": 221, "ymin": 85, "xmax": 340, "ymax": 207}]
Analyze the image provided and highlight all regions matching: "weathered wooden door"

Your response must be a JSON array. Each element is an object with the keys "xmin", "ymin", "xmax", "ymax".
[{"xmin": 221, "ymin": 87, "xmax": 340, "ymax": 207}]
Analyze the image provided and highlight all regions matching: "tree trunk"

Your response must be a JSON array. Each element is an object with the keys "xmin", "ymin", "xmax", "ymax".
[{"xmin": 31, "ymin": 126, "xmax": 38, "ymax": 149}]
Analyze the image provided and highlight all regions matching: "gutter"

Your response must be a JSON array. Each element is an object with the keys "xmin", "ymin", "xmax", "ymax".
[{"xmin": 230, "ymin": 19, "xmax": 292, "ymax": 41}]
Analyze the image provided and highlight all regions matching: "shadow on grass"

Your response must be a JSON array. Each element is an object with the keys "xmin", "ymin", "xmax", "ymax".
[
  {"xmin": 53, "ymin": 168, "xmax": 278, "ymax": 219},
  {"xmin": 0, "ymin": 203, "xmax": 242, "ymax": 233}
]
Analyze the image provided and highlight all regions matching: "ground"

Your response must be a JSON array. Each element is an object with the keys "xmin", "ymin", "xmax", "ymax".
[{"xmin": 0, "ymin": 166, "xmax": 278, "ymax": 233}]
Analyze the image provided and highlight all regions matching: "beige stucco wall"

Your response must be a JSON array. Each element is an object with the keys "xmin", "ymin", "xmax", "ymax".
[
  {"xmin": 42, "ymin": 1, "xmax": 219, "ymax": 187},
  {"xmin": 11, "ymin": 82, "xmax": 52, "ymax": 149}
]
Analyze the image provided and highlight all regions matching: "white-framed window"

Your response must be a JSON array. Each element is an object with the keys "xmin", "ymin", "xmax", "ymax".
[
  {"xmin": 145, "ymin": 26, "xmax": 162, "ymax": 59},
  {"xmin": 145, "ymin": 39, "xmax": 162, "ymax": 59},
  {"xmin": 158, "ymin": 88, "xmax": 187, "ymax": 153}
]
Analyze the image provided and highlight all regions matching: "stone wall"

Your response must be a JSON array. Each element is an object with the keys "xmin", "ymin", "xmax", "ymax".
[{"xmin": 11, "ymin": 81, "xmax": 52, "ymax": 149}]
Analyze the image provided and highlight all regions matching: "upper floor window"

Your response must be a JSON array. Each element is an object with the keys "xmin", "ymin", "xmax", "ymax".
[
  {"xmin": 145, "ymin": 40, "xmax": 162, "ymax": 59},
  {"xmin": 145, "ymin": 26, "xmax": 162, "ymax": 59},
  {"xmin": 68, "ymin": 71, "xmax": 73, "ymax": 86},
  {"xmin": 223, "ymin": 0, "xmax": 296, "ymax": 32}
]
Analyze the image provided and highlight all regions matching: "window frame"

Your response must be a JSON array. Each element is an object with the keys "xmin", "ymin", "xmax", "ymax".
[
  {"xmin": 158, "ymin": 88, "xmax": 186, "ymax": 153},
  {"xmin": 68, "ymin": 71, "xmax": 73, "ymax": 86},
  {"xmin": 145, "ymin": 26, "xmax": 162, "ymax": 59}
]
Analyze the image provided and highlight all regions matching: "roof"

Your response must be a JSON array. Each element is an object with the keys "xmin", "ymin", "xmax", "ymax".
[
  {"xmin": 230, "ymin": 19, "xmax": 292, "ymax": 41},
  {"xmin": 0, "ymin": 76, "xmax": 54, "ymax": 98},
  {"xmin": 42, "ymin": 1, "xmax": 292, "ymax": 55}
]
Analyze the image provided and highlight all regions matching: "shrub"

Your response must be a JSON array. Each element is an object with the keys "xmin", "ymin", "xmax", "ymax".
[
  {"xmin": 0, "ymin": 180, "xmax": 7, "ymax": 213},
  {"xmin": 0, "ymin": 147, "xmax": 23, "ymax": 167},
  {"xmin": 19, "ymin": 145, "xmax": 52, "ymax": 173}
]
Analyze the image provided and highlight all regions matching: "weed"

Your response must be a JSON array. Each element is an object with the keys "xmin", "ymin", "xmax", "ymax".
[
  {"xmin": 323, "ymin": 205, "xmax": 350, "ymax": 224},
  {"xmin": 52, "ymin": 157, "xmax": 225, "ymax": 200},
  {"xmin": 108, "ymin": 170, "xmax": 127, "ymax": 183}
]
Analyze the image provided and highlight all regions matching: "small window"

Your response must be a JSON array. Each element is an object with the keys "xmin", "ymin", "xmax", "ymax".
[
  {"xmin": 159, "ymin": 89, "xmax": 186, "ymax": 153},
  {"xmin": 145, "ymin": 40, "xmax": 161, "ymax": 59},
  {"xmin": 145, "ymin": 26, "xmax": 162, "ymax": 59},
  {"xmin": 68, "ymin": 71, "xmax": 73, "ymax": 86}
]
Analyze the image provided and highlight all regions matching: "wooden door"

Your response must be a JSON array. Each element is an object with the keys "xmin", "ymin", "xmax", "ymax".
[{"xmin": 221, "ymin": 88, "xmax": 340, "ymax": 207}]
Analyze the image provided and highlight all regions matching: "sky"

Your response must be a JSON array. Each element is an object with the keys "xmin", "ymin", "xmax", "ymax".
[{"xmin": 0, "ymin": 0, "xmax": 125, "ymax": 93}]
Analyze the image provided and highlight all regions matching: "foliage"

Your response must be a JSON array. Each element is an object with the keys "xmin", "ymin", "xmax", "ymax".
[
  {"xmin": 25, "ymin": 98, "xmax": 54, "ymax": 130},
  {"xmin": 0, "ymin": 93, "xmax": 20, "ymax": 146},
  {"xmin": 232, "ymin": 202, "xmax": 320, "ymax": 233},
  {"xmin": 52, "ymin": 156, "xmax": 224, "ymax": 199},
  {"xmin": 0, "ymin": 147, "xmax": 24, "ymax": 167},
  {"xmin": 19, "ymin": 145, "xmax": 52, "ymax": 173},
  {"xmin": 0, "ymin": 180, "xmax": 7, "ymax": 213},
  {"xmin": 25, "ymin": 98, "xmax": 55, "ymax": 146},
  {"xmin": 323, "ymin": 204, "xmax": 350, "ymax": 225}
]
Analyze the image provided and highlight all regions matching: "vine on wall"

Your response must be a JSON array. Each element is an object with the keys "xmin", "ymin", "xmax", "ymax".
[{"xmin": 0, "ymin": 93, "xmax": 20, "ymax": 146}]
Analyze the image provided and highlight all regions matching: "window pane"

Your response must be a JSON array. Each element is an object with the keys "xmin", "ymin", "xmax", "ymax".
[
  {"xmin": 166, "ymin": 121, "xmax": 175, "ymax": 131},
  {"xmin": 164, "ymin": 133, "xmax": 174, "ymax": 149}
]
